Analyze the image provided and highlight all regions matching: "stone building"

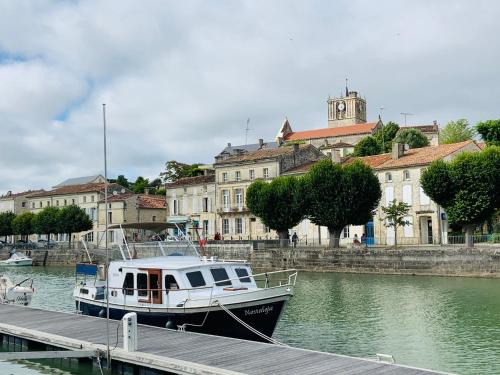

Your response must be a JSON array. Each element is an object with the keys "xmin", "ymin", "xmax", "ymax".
[
  {"xmin": 0, "ymin": 190, "xmax": 44, "ymax": 215},
  {"xmin": 344, "ymin": 140, "xmax": 482, "ymax": 245},
  {"xmin": 165, "ymin": 174, "xmax": 216, "ymax": 239},
  {"xmin": 97, "ymin": 193, "xmax": 167, "ymax": 245},
  {"xmin": 27, "ymin": 181, "xmax": 130, "ymax": 243},
  {"xmin": 213, "ymin": 143, "xmax": 324, "ymax": 240}
]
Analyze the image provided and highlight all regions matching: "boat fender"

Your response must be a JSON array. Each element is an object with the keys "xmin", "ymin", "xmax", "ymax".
[
  {"xmin": 165, "ymin": 320, "xmax": 175, "ymax": 329},
  {"xmin": 98, "ymin": 309, "xmax": 105, "ymax": 318}
]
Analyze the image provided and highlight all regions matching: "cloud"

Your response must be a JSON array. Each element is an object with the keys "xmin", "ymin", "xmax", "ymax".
[{"xmin": 0, "ymin": 0, "xmax": 499, "ymax": 193}]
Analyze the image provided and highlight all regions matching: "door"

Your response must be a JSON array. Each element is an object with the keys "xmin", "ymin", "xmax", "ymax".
[{"xmin": 149, "ymin": 269, "xmax": 162, "ymax": 304}]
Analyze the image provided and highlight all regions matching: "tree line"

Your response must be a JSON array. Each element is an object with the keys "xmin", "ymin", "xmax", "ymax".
[{"xmin": 0, "ymin": 205, "xmax": 92, "ymax": 245}]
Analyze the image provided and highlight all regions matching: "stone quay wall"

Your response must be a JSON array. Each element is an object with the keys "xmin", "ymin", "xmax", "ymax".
[{"xmin": 243, "ymin": 246, "xmax": 500, "ymax": 277}]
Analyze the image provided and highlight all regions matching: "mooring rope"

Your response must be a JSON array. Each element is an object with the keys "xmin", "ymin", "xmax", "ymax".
[{"xmin": 216, "ymin": 301, "xmax": 287, "ymax": 346}]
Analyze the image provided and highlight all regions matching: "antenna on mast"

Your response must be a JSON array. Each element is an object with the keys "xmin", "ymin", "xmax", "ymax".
[
  {"xmin": 245, "ymin": 118, "xmax": 251, "ymax": 145},
  {"xmin": 400, "ymin": 112, "xmax": 414, "ymax": 126}
]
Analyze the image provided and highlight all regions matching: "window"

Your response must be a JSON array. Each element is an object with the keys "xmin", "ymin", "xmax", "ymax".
[
  {"xmin": 83, "ymin": 196, "xmax": 87, "ymax": 203},
  {"xmin": 21, "ymin": 202, "xmax": 26, "ymax": 208},
  {"xmin": 39, "ymin": 202, "xmax": 42, "ymax": 208},
  {"xmin": 403, "ymin": 216, "xmax": 414, "ymax": 237},
  {"xmin": 222, "ymin": 219, "xmax": 230, "ymax": 234},
  {"xmin": 152, "ymin": 216, "xmax": 156, "ymax": 222},
  {"xmin": 385, "ymin": 186, "xmax": 394, "ymax": 206},
  {"xmin": 342, "ymin": 226, "xmax": 350, "ymax": 238},
  {"xmin": 56, "ymin": 200, "xmax": 59, "ymax": 206},
  {"xmin": 165, "ymin": 275, "xmax": 179, "ymax": 290},
  {"xmin": 122, "ymin": 273, "xmax": 134, "ymax": 296},
  {"xmin": 235, "ymin": 268, "xmax": 251, "ymax": 283},
  {"xmin": 137, "ymin": 273, "xmax": 148, "ymax": 297},
  {"xmin": 222, "ymin": 172, "xmax": 228, "ymax": 182},
  {"xmin": 64, "ymin": 199, "xmax": 67, "ymax": 206},
  {"xmin": 173, "ymin": 199, "xmax": 178, "ymax": 215},
  {"xmin": 385, "ymin": 172, "xmax": 392, "ymax": 182},
  {"xmin": 403, "ymin": 170, "xmax": 410, "ymax": 180},
  {"xmin": 203, "ymin": 197, "xmax": 209, "ymax": 212},
  {"xmin": 403, "ymin": 185, "xmax": 412, "ymax": 205},
  {"xmin": 91, "ymin": 195, "xmax": 95, "ymax": 203},
  {"xmin": 72, "ymin": 199, "xmax": 75, "ymax": 205},
  {"xmin": 150, "ymin": 273, "xmax": 160, "ymax": 300},
  {"xmin": 222, "ymin": 190, "xmax": 229, "ymax": 208},
  {"xmin": 31, "ymin": 202, "xmax": 35, "ymax": 209},
  {"xmin": 235, "ymin": 189, "xmax": 243, "ymax": 208},
  {"xmin": 203, "ymin": 220, "xmax": 209, "ymax": 235},
  {"xmin": 235, "ymin": 218, "xmax": 243, "ymax": 234},
  {"xmin": 186, "ymin": 271, "xmax": 206, "ymax": 287},
  {"xmin": 419, "ymin": 186, "xmax": 430, "ymax": 205},
  {"xmin": 264, "ymin": 225, "xmax": 271, "ymax": 233},
  {"xmin": 210, "ymin": 268, "xmax": 232, "ymax": 286},
  {"xmin": 47, "ymin": 201, "xmax": 50, "ymax": 207},
  {"xmin": 108, "ymin": 212, "xmax": 112, "ymax": 224},
  {"xmin": 249, "ymin": 170, "xmax": 255, "ymax": 180},
  {"xmin": 263, "ymin": 168, "xmax": 269, "ymax": 178},
  {"xmin": 235, "ymin": 171, "xmax": 241, "ymax": 181}
]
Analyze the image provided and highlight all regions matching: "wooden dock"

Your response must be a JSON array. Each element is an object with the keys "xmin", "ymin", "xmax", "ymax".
[{"xmin": 0, "ymin": 304, "xmax": 451, "ymax": 375}]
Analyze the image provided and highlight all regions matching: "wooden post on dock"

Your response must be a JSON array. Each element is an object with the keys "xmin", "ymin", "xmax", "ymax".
[{"xmin": 43, "ymin": 250, "xmax": 49, "ymax": 266}]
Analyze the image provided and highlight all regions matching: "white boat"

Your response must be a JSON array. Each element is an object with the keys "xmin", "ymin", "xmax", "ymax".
[
  {"xmin": 0, "ymin": 275, "xmax": 34, "ymax": 306},
  {"xmin": 74, "ymin": 222, "xmax": 297, "ymax": 342},
  {"xmin": 0, "ymin": 252, "xmax": 34, "ymax": 266}
]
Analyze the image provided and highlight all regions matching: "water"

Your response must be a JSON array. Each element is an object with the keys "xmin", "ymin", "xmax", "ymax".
[{"xmin": 1, "ymin": 267, "xmax": 500, "ymax": 374}]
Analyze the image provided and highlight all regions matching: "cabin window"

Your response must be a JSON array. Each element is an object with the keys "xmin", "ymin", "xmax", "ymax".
[
  {"xmin": 186, "ymin": 271, "xmax": 206, "ymax": 287},
  {"xmin": 123, "ymin": 273, "xmax": 135, "ymax": 296},
  {"xmin": 137, "ymin": 273, "xmax": 148, "ymax": 297},
  {"xmin": 235, "ymin": 268, "xmax": 251, "ymax": 283},
  {"xmin": 210, "ymin": 268, "xmax": 232, "ymax": 286},
  {"xmin": 165, "ymin": 275, "xmax": 179, "ymax": 290}
]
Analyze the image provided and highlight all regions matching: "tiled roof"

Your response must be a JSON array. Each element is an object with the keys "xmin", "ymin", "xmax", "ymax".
[
  {"xmin": 166, "ymin": 174, "xmax": 215, "ymax": 188},
  {"xmin": 0, "ymin": 189, "xmax": 45, "ymax": 200},
  {"xmin": 216, "ymin": 141, "xmax": 278, "ymax": 157},
  {"xmin": 53, "ymin": 175, "xmax": 104, "ymax": 187},
  {"xmin": 344, "ymin": 140, "xmax": 478, "ymax": 170},
  {"xmin": 137, "ymin": 195, "xmax": 166, "ymax": 209},
  {"xmin": 103, "ymin": 193, "xmax": 166, "ymax": 209},
  {"xmin": 215, "ymin": 144, "xmax": 316, "ymax": 164},
  {"xmin": 401, "ymin": 125, "xmax": 439, "ymax": 133},
  {"xmin": 282, "ymin": 160, "xmax": 320, "ymax": 175},
  {"xmin": 319, "ymin": 141, "xmax": 354, "ymax": 149},
  {"xmin": 284, "ymin": 123, "xmax": 377, "ymax": 141},
  {"xmin": 29, "ymin": 183, "xmax": 124, "ymax": 198},
  {"xmin": 477, "ymin": 142, "xmax": 487, "ymax": 150}
]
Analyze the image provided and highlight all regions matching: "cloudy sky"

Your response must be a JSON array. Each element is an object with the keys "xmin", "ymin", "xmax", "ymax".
[{"xmin": 0, "ymin": 0, "xmax": 499, "ymax": 193}]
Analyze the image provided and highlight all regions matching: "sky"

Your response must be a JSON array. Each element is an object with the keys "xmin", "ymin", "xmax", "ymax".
[{"xmin": 0, "ymin": 0, "xmax": 499, "ymax": 193}]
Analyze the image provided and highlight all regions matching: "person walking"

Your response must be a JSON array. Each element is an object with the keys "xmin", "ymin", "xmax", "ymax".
[{"xmin": 292, "ymin": 232, "xmax": 298, "ymax": 248}]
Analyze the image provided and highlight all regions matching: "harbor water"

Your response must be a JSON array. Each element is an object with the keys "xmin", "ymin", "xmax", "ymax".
[{"xmin": 1, "ymin": 266, "xmax": 499, "ymax": 375}]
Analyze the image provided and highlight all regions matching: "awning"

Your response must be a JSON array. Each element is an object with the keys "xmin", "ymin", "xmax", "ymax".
[{"xmin": 107, "ymin": 222, "xmax": 177, "ymax": 232}]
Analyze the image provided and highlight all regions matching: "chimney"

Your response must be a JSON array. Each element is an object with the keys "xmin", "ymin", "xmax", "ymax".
[
  {"xmin": 144, "ymin": 187, "xmax": 150, "ymax": 195},
  {"xmin": 227, "ymin": 142, "xmax": 231, "ymax": 147},
  {"xmin": 293, "ymin": 143, "xmax": 299, "ymax": 152},
  {"xmin": 258, "ymin": 139, "xmax": 264, "ymax": 149},
  {"xmin": 392, "ymin": 142, "xmax": 405, "ymax": 160},
  {"xmin": 331, "ymin": 149, "xmax": 341, "ymax": 164},
  {"xmin": 433, "ymin": 120, "xmax": 437, "ymax": 126}
]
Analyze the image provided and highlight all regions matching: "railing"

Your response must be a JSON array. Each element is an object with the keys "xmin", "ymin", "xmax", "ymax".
[
  {"xmin": 217, "ymin": 205, "xmax": 250, "ymax": 213},
  {"xmin": 447, "ymin": 234, "xmax": 500, "ymax": 245}
]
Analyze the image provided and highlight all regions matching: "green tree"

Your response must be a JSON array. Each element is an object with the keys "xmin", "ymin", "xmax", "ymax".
[
  {"xmin": 303, "ymin": 159, "xmax": 381, "ymax": 247},
  {"xmin": 374, "ymin": 121, "xmax": 400, "ymax": 152},
  {"xmin": 116, "ymin": 175, "xmax": 130, "ymax": 189},
  {"xmin": 439, "ymin": 119, "xmax": 476, "ymax": 144},
  {"xmin": 57, "ymin": 205, "xmax": 93, "ymax": 245},
  {"xmin": 476, "ymin": 119, "xmax": 500, "ymax": 146},
  {"xmin": 353, "ymin": 136, "xmax": 381, "ymax": 156},
  {"xmin": 32, "ymin": 207, "xmax": 60, "ymax": 242},
  {"xmin": 12, "ymin": 212, "xmax": 35, "ymax": 241},
  {"xmin": 246, "ymin": 176, "xmax": 306, "ymax": 245},
  {"xmin": 380, "ymin": 200, "xmax": 411, "ymax": 248},
  {"xmin": 394, "ymin": 128, "xmax": 429, "ymax": 149},
  {"xmin": 132, "ymin": 176, "xmax": 150, "ymax": 193},
  {"xmin": 0, "ymin": 211, "xmax": 16, "ymax": 242},
  {"xmin": 421, "ymin": 146, "xmax": 500, "ymax": 246},
  {"xmin": 161, "ymin": 161, "xmax": 204, "ymax": 183}
]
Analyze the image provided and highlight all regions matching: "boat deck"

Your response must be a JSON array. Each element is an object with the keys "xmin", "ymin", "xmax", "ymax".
[{"xmin": 0, "ymin": 304, "xmax": 450, "ymax": 375}]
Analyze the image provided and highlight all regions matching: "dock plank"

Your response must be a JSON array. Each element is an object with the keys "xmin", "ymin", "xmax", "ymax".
[{"xmin": 0, "ymin": 304, "xmax": 451, "ymax": 375}]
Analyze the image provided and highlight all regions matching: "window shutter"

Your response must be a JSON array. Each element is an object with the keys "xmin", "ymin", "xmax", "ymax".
[
  {"xmin": 402, "ymin": 185, "xmax": 412, "ymax": 205},
  {"xmin": 385, "ymin": 186, "xmax": 394, "ymax": 205},
  {"xmin": 419, "ymin": 187, "xmax": 430, "ymax": 205},
  {"xmin": 242, "ymin": 218, "xmax": 246, "ymax": 235},
  {"xmin": 403, "ymin": 216, "xmax": 413, "ymax": 237}
]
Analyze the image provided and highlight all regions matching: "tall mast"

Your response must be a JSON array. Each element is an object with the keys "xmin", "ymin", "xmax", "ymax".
[{"xmin": 102, "ymin": 103, "xmax": 110, "ymax": 367}]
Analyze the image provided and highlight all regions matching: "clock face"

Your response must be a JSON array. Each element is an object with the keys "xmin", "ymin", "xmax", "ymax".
[{"xmin": 337, "ymin": 101, "xmax": 346, "ymax": 111}]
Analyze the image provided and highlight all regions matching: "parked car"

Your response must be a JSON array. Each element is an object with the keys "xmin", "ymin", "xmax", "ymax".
[
  {"xmin": 37, "ymin": 239, "xmax": 57, "ymax": 249},
  {"xmin": 15, "ymin": 239, "xmax": 37, "ymax": 249}
]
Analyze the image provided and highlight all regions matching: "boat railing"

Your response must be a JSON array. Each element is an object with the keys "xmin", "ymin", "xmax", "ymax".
[{"xmin": 99, "ymin": 269, "xmax": 297, "ymax": 304}]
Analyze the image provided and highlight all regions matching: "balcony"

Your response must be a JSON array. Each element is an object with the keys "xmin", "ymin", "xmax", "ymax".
[{"xmin": 217, "ymin": 205, "xmax": 250, "ymax": 214}]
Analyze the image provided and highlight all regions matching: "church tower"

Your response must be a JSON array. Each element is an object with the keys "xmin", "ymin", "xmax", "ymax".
[{"xmin": 327, "ymin": 90, "xmax": 367, "ymax": 128}]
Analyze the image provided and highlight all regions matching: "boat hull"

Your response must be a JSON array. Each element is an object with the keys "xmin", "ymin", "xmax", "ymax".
[
  {"xmin": 76, "ymin": 298, "xmax": 288, "ymax": 342},
  {"xmin": 0, "ymin": 259, "xmax": 33, "ymax": 266}
]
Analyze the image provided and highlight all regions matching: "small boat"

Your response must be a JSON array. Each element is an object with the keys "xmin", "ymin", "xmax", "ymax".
[
  {"xmin": 74, "ymin": 222, "xmax": 297, "ymax": 342},
  {"xmin": 0, "ymin": 252, "xmax": 34, "ymax": 266},
  {"xmin": 0, "ymin": 275, "xmax": 34, "ymax": 306}
]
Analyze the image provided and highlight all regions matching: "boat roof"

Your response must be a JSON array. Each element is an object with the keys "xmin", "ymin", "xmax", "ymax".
[
  {"xmin": 107, "ymin": 222, "xmax": 177, "ymax": 231},
  {"xmin": 110, "ymin": 256, "xmax": 247, "ymax": 270}
]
